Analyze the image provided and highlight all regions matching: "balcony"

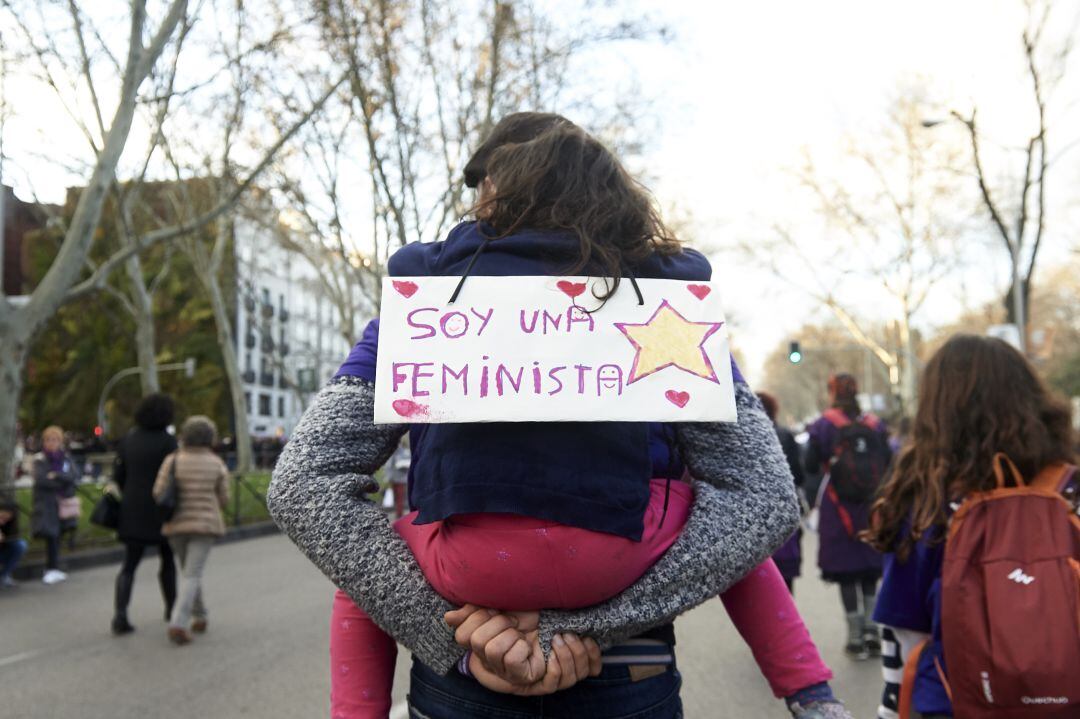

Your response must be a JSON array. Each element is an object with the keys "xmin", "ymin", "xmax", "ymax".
[
  {"xmin": 244, "ymin": 333, "xmax": 256, "ymax": 349},
  {"xmin": 279, "ymin": 308, "xmax": 290, "ymax": 322},
  {"xmin": 261, "ymin": 303, "xmax": 274, "ymax": 319},
  {"xmin": 242, "ymin": 369, "xmax": 256, "ymax": 384},
  {"xmin": 259, "ymin": 372, "xmax": 275, "ymax": 387},
  {"xmin": 260, "ymin": 336, "xmax": 275, "ymax": 353}
]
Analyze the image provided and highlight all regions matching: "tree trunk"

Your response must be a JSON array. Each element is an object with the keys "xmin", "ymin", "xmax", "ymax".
[
  {"xmin": 125, "ymin": 254, "xmax": 161, "ymax": 394},
  {"xmin": 0, "ymin": 320, "xmax": 28, "ymax": 500},
  {"xmin": 898, "ymin": 312, "xmax": 918, "ymax": 415},
  {"xmin": 204, "ymin": 273, "xmax": 253, "ymax": 474}
]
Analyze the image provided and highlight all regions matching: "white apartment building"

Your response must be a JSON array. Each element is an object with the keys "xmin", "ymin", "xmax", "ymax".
[{"xmin": 232, "ymin": 217, "xmax": 360, "ymax": 439}]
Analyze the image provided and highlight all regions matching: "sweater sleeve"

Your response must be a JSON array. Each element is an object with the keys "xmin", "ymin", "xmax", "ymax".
[
  {"xmin": 535, "ymin": 382, "xmax": 801, "ymax": 651},
  {"xmin": 152, "ymin": 453, "xmax": 175, "ymax": 501},
  {"xmin": 266, "ymin": 376, "xmax": 466, "ymax": 673}
]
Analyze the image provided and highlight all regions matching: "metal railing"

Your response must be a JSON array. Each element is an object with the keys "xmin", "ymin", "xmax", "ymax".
[{"xmin": 9, "ymin": 451, "xmax": 274, "ymax": 559}]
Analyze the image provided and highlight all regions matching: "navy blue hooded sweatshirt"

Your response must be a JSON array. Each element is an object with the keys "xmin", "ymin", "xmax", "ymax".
[{"xmin": 336, "ymin": 221, "xmax": 722, "ymax": 540}]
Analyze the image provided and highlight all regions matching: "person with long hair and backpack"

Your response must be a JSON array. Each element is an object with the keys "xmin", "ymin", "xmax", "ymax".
[
  {"xmin": 270, "ymin": 113, "xmax": 854, "ymax": 718},
  {"xmin": 805, "ymin": 373, "xmax": 892, "ymax": 659},
  {"xmin": 866, "ymin": 335, "xmax": 1079, "ymax": 719}
]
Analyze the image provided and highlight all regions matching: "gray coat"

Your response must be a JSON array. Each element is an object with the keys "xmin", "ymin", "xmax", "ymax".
[
  {"xmin": 268, "ymin": 376, "xmax": 800, "ymax": 673},
  {"xmin": 31, "ymin": 452, "xmax": 78, "ymax": 539}
]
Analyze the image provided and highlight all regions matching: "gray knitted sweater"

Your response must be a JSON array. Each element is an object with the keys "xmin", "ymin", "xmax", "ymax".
[{"xmin": 267, "ymin": 376, "xmax": 799, "ymax": 675}]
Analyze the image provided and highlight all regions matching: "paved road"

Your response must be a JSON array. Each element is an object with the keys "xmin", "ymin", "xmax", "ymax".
[{"xmin": 1, "ymin": 532, "xmax": 882, "ymax": 718}]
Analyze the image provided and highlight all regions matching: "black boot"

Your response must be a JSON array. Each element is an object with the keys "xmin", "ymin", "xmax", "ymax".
[{"xmin": 112, "ymin": 572, "xmax": 135, "ymax": 635}]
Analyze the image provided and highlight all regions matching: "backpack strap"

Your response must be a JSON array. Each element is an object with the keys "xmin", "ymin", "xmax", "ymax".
[
  {"xmin": 1030, "ymin": 463, "xmax": 1077, "ymax": 493},
  {"xmin": 898, "ymin": 639, "xmax": 928, "ymax": 719},
  {"xmin": 822, "ymin": 408, "xmax": 851, "ymax": 428},
  {"xmin": 825, "ymin": 483, "xmax": 856, "ymax": 537}
]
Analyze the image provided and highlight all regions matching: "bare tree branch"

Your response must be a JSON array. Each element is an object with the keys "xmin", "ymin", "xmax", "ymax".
[{"xmin": 63, "ymin": 72, "xmax": 347, "ymax": 302}]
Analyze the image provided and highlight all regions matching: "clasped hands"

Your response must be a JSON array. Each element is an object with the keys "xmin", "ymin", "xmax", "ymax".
[{"xmin": 444, "ymin": 604, "xmax": 601, "ymax": 695}]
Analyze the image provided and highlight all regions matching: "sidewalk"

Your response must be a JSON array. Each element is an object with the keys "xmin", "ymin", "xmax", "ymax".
[{"xmin": 11, "ymin": 521, "xmax": 281, "ymax": 580}]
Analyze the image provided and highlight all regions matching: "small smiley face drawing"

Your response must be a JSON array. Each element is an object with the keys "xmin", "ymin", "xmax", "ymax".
[
  {"xmin": 569, "ymin": 305, "xmax": 590, "ymax": 321},
  {"xmin": 596, "ymin": 364, "xmax": 624, "ymax": 396},
  {"xmin": 441, "ymin": 312, "xmax": 468, "ymax": 337}
]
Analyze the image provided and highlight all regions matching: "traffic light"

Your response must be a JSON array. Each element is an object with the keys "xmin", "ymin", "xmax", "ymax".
[
  {"xmin": 788, "ymin": 341, "xmax": 802, "ymax": 364},
  {"xmin": 93, "ymin": 425, "xmax": 104, "ymax": 437}
]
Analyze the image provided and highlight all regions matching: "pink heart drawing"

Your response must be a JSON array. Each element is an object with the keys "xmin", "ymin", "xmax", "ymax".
[
  {"xmin": 556, "ymin": 280, "xmax": 587, "ymax": 299},
  {"xmin": 392, "ymin": 280, "xmax": 419, "ymax": 298},
  {"xmin": 665, "ymin": 390, "xmax": 690, "ymax": 408},
  {"xmin": 392, "ymin": 399, "xmax": 429, "ymax": 418},
  {"xmin": 687, "ymin": 284, "xmax": 711, "ymax": 300}
]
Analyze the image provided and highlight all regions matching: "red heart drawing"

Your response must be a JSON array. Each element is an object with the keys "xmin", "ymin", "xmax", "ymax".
[
  {"xmin": 665, "ymin": 390, "xmax": 690, "ymax": 408},
  {"xmin": 687, "ymin": 284, "xmax": 711, "ymax": 300},
  {"xmin": 392, "ymin": 280, "xmax": 419, "ymax": 298},
  {"xmin": 392, "ymin": 399, "xmax": 429, "ymax": 418},
  {"xmin": 556, "ymin": 280, "xmax": 587, "ymax": 299}
]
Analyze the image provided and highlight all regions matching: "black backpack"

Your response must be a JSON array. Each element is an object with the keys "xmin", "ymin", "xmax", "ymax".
[{"xmin": 823, "ymin": 409, "xmax": 888, "ymax": 503}]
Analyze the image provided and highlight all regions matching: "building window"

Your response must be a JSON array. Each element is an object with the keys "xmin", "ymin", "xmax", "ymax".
[
  {"xmin": 258, "ymin": 394, "xmax": 272, "ymax": 416},
  {"xmin": 245, "ymin": 352, "xmax": 253, "ymax": 372},
  {"xmin": 278, "ymin": 396, "xmax": 285, "ymax": 418},
  {"xmin": 245, "ymin": 392, "xmax": 252, "ymax": 414}
]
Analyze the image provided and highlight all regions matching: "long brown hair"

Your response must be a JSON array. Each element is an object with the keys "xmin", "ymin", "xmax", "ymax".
[
  {"xmin": 465, "ymin": 112, "xmax": 681, "ymax": 299},
  {"xmin": 865, "ymin": 334, "xmax": 1074, "ymax": 560}
]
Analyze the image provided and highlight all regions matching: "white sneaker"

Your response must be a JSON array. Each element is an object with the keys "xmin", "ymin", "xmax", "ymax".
[{"xmin": 42, "ymin": 569, "xmax": 67, "ymax": 585}]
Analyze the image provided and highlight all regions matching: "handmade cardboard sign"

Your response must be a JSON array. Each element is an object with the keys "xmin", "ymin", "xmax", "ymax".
[{"xmin": 373, "ymin": 276, "xmax": 737, "ymax": 424}]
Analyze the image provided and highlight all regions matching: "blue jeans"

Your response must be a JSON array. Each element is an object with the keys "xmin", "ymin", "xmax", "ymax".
[
  {"xmin": 407, "ymin": 657, "xmax": 683, "ymax": 719},
  {"xmin": 0, "ymin": 539, "xmax": 28, "ymax": 581}
]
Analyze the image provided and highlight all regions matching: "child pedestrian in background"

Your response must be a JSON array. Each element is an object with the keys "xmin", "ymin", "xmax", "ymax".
[{"xmin": 866, "ymin": 335, "xmax": 1079, "ymax": 718}]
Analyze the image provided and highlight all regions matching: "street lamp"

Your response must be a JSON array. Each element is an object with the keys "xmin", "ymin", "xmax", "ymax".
[{"xmin": 97, "ymin": 358, "xmax": 197, "ymax": 437}]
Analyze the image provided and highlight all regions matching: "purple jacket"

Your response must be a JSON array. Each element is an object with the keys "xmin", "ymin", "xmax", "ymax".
[{"xmin": 806, "ymin": 412, "xmax": 889, "ymax": 578}]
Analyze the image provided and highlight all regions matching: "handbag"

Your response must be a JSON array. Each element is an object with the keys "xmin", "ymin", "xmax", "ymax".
[
  {"xmin": 58, "ymin": 495, "xmax": 82, "ymax": 520},
  {"xmin": 155, "ymin": 455, "xmax": 179, "ymax": 522},
  {"xmin": 89, "ymin": 491, "xmax": 121, "ymax": 529}
]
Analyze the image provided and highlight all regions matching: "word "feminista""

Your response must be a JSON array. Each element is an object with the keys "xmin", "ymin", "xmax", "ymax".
[{"xmin": 391, "ymin": 358, "xmax": 626, "ymax": 398}]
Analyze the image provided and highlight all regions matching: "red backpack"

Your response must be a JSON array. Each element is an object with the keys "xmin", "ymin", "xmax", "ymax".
[{"xmin": 902, "ymin": 454, "xmax": 1080, "ymax": 718}]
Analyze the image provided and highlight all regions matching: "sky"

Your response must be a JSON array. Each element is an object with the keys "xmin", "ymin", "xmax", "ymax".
[
  {"xmin": 623, "ymin": 0, "xmax": 1080, "ymax": 381},
  {"xmin": 4, "ymin": 0, "xmax": 1080, "ymax": 384}
]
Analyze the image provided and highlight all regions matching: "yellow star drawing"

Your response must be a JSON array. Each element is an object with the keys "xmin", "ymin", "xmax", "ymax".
[{"xmin": 615, "ymin": 300, "xmax": 723, "ymax": 385}]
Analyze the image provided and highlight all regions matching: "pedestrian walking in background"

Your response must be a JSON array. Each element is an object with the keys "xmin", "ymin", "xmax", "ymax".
[
  {"xmin": 385, "ymin": 437, "xmax": 410, "ymax": 519},
  {"xmin": 0, "ymin": 498, "xmax": 28, "ymax": 588},
  {"xmin": 758, "ymin": 391, "xmax": 806, "ymax": 593},
  {"xmin": 31, "ymin": 425, "xmax": 80, "ymax": 585},
  {"xmin": 866, "ymin": 335, "xmax": 1079, "ymax": 719},
  {"xmin": 154, "ymin": 416, "xmax": 229, "ymax": 646},
  {"xmin": 805, "ymin": 374, "xmax": 891, "ymax": 659},
  {"xmin": 111, "ymin": 393, "xmax": 179, "ymax": 635}
]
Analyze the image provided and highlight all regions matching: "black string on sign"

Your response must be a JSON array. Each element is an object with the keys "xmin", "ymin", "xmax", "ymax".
[{"xmin": 447, "ymin": 237, "xmax": 492, "ymax": 304}]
